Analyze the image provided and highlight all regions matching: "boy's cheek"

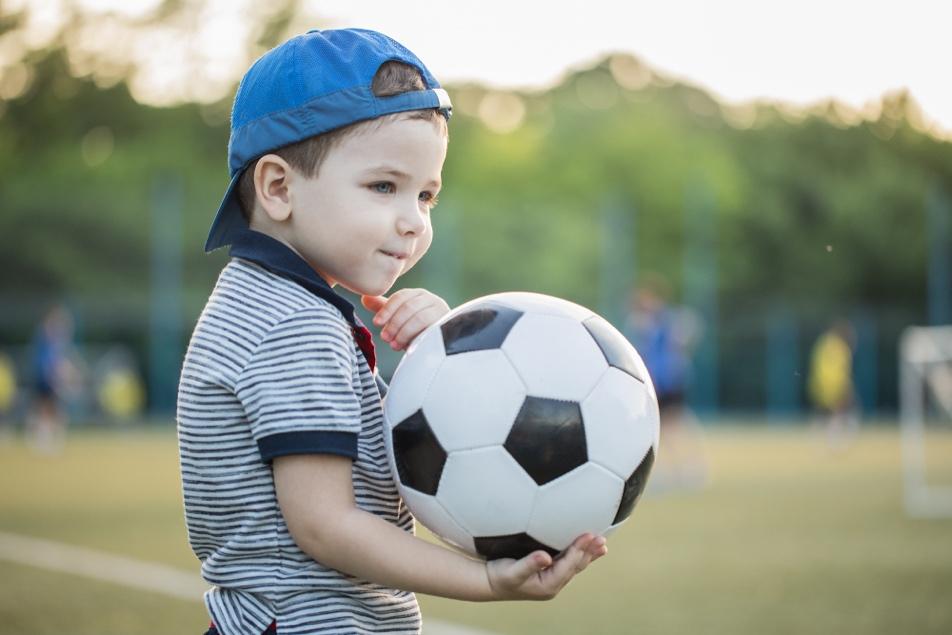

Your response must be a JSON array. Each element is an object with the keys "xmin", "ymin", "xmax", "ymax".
[{"xmin": 405, "ymin": 231, "xmax": 433, "ymax": 271}]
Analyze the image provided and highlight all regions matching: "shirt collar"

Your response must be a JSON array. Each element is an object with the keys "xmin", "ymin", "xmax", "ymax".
[{"xmin": 228, "ymin": 228, "xmax": 361, "ymax": 327}]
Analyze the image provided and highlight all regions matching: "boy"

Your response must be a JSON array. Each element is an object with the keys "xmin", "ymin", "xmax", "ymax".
[{"xmin": 178, "ymin": 28, "xmax": 607, "ymax": 635}]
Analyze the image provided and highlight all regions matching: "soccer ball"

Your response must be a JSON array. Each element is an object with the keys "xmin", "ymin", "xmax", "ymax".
[{"xmin": 383, "ymin": 292, "xmax": 659, "ymax": 560}]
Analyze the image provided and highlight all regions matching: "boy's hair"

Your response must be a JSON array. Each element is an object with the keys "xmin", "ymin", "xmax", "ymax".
[{"xmin": 237, "ymin": 61, "xmax": 447, "ymax": 220}]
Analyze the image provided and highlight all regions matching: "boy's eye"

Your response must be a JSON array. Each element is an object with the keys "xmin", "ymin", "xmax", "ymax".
[
  {"xmin": 371, "ymin": 182, "xmax": 395, "ymax": 194},
  {"xmin": 419, "ymin": 191, "xmax": 440, "ymax": 208}
]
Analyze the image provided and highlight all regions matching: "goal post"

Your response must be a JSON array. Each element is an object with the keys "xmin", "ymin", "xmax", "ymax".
[{"xmin": 900, "ymin": 325, "xmax": 952, "ymax": 517}]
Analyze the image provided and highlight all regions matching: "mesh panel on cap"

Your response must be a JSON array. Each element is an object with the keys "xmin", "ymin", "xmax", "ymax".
[
  {"xmin": 296, "ymin": 32, "xmax": 370, "ymax": 95},
  {"xmin": 231, "ymin": 43, "xmax": 299, "ymax": 130},
  {"xmin": 232, "ymin": 30, "xmax": 438, "ymax": 132}
]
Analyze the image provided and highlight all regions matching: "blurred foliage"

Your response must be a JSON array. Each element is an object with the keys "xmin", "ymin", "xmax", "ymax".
[{"xmin": 1, "ymin": 6, "xmax": 950, "ymax": 411}]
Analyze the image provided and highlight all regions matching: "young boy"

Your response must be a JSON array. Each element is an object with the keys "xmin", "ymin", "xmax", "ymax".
[{"xmin": 177, "ymin": 28, "xmax": 607, "ymax": 635}]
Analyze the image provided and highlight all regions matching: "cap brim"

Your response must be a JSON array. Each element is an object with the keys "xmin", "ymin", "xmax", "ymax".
[{"xmin": 205, "ymin": 170, "xmax": 247, "ymax": 253}]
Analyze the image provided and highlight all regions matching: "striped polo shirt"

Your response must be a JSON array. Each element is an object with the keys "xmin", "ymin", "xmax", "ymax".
[{"xmin": 177, "ymin": 229, "xmax": 419, "ymax": 635}]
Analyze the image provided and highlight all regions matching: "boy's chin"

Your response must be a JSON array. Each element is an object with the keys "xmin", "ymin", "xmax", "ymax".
[{"xmin": 340, "ymin": 279, "xmax": 395, "ymax": 299}]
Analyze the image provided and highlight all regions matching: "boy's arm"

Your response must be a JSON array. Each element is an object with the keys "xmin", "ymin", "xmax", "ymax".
[{"xmin": 274, "ymin": 453, "xmax": 607, "ymax": 601}]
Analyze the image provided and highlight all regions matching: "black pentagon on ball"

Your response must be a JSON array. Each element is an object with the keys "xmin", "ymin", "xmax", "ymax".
[
  {"xmin": 612, "ymin": 447, "xmax": 655, "ymax": 525},
  {"xmin": 504, "ymin": 397, "xmax": 587, "ymax": 485},
  {"xmin": 582, "ymin": 315, "xmax": 645, "ymax": 382},
  {"xmin": 391, "ymin": 409, "xmax": 446, "ymax": 496},
  {"xmin": 440, "ymin": 304, "xmax": 523, "ymax": 355},
  {"xmin": 474, "ymin": 532, "xmax": 560, "ymax": 560}
]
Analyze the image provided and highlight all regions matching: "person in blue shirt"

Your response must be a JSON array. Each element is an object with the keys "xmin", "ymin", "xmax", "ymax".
[
  {"xmin": 624, "ymin": 273, "xmax": 707, "ymax": 491},
  {"xmin": 29, "ymin": 303, "xmax": 79, "ymax": 453}
]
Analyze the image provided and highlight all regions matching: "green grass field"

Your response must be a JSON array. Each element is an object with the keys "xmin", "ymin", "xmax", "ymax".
[{"xmin": 0, "ymin": 424, "xmax": 950, "ymax": 635}]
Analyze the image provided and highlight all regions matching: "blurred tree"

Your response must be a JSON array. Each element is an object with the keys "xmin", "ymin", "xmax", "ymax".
[{"xmin": 0, "ymin": 8, "xmax": 950, "ymax": 411}]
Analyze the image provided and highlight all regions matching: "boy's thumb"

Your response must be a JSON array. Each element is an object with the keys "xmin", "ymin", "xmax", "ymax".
[
  {"xmin": 515, "ymin": 551, "xmax": 552, "ymax": 579},
  {"xmin": 361, "ymin": 295, "xmax": 387, "ymax": 311}
]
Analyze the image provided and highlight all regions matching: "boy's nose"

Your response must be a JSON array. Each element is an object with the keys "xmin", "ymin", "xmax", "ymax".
[{"xmin": 396, "ymin": 199, "xmax": 427, "ymax": 236}]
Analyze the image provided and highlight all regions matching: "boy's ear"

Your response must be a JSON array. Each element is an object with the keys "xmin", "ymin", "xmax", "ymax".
[{"xmin": 254, "ymin": 154, "xmax": 293, "ymax": 222}]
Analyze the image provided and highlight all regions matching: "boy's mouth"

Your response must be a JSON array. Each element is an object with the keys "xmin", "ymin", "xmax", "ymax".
[{"xmin": 380, "ymin": 250, "xmax": 409, "ymax": 260}]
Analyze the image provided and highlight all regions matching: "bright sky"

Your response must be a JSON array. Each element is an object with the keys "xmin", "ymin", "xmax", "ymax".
[
  {"xmin": 4, "ymin": 0, "xmax": 950, "ymax": 136},
  {"xmin": 309, "ymin": 0, "xmax": 952, "ymax": 136}
]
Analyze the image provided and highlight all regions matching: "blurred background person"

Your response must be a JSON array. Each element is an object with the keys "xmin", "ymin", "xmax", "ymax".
[
  {"xmin": 808, "ymin": 318, "xmax": 859, "ymax": 450},
  {"xmin": 0, "ymin": 351, "xmax": 16, "ymax": 443},
  {"xmin": 93, "ymin": 346, "xmax": 146, "ymax": 425},
  {"xmin": 624, "ymin": 273, "xmax": 707, "ymax": 491},
  {"xmin": 27, "ymin": 304, "xmax": 82, "ymax": 454}
]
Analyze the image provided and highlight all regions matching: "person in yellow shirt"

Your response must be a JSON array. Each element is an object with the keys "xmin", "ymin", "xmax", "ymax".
[
  {"xmin": 808, "ymin": 319, "xmax": 858, "ymax": 448},
  {"xmin": 0, "ymin": 352, "xmax": 16, "ymax": 442}
]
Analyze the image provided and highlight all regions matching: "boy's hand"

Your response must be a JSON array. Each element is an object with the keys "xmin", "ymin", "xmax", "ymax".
[
  {"xmin": 362, "ymin": 289, "xmax": 450, "ymax": 351},
  {"xmin": 485, "ymin": 533, "xmax": 608, "ymax": 601}
]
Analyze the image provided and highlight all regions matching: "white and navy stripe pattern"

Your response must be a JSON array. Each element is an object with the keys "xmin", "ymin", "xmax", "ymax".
[{"xmin": 177, "ymin": 249, "xmax": 419, "ymax": 634}]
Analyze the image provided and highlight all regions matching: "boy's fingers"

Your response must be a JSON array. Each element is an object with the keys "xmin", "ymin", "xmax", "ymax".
[
  {"xmin": 371, "ymin": 289, "xmax": 422, "ymax": 326},
  {"xmin": 585, "ymin": 535, "xmax": 607, "ymax": 557},
  {"xmin": 513, "ymin": 551, "xmax": 552, "ymax": 582},
  {"xmin": 360, "ymin": 294, "xmax": 388, "ymax": 312},
  {"xmin": 382, "ymin": 295, "xmax": 435, "ymax": 340},
  {"xmin": 388, "ymin": 305, "xmax": 442, "ymax": 348},
  {"xmin": 546, "ymin": 534, "xmax": 595, "ymax": 581},
  {"xmin": 565, "ymin": 546, "xmax": 593, "ymax": 576},
  {"xmin": 590, "ymin": 539, "xmax": 608, "ymax": 562},
  {"xmin": 380, "ymin": 294, "xmax": 429, "ymax": 336},
  {"xmin": 591, "ymin": 545, "xmax": 608, "ymax": 563}
]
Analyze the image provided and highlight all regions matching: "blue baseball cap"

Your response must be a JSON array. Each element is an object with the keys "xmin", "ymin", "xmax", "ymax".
[{"xmin": 205, "ymin": 28, "xmax": 452, "ymax": 252}]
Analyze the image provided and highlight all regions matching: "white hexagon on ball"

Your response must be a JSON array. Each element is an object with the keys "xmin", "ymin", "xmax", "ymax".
[
  {"xmin": 527, "ymin": 462, "xmax": 624, "ymax": 550},
  {"xmin": 384, "ymin": 325, "xmax": 446, "ymax": 428},
  {"xmin": 423, "ymin": 350, "xmax": 527, "ymax": 452},
  {"xmin": 490, "ymin": 291, "xmax": 594, "ymax": 322},
  {"xmin": 436, "ymin": 447, "xmax": 537, "ymax": 537},
  {"xmin": 582, "ymin": 367, "xmax": 658, "ymax": 480},
  {"xmin": 502, "ymin": 314, "xmax": 608, "ymax": 401},
  {"xmin": 399, "ymin": 486, "xmax": 476, "ymax": 554}
]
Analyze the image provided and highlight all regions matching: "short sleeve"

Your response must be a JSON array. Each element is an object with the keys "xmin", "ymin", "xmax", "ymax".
[{"xmin": 236, "ymin": 306, "xmax": 361, "ymax": 462}]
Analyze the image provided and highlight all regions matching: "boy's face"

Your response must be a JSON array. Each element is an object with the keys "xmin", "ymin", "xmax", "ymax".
[{"xmin": 285, "ymin": 115, "xmax": 447, "ymax": 297}]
